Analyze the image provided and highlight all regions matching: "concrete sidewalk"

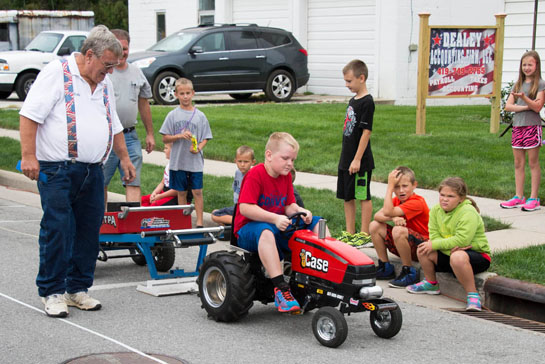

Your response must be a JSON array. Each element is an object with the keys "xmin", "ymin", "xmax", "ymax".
[{"xmin": 3, "ymin": 125, "xmax": 545, "ymax": 252}]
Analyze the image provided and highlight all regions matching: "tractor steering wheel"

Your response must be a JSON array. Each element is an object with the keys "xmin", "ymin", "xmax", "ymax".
[{"xmin": 282, "ymin": 212, "xmax": 308, "ymax": 234}]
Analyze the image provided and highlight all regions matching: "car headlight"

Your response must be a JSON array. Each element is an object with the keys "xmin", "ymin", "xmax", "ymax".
[
  {"xmin": 0, "ymin": 59, "xmax": 9, "ymax": 71},
  {"xmin": 132, "ymin": 57, "xmax": 156, "ymax": 68}
]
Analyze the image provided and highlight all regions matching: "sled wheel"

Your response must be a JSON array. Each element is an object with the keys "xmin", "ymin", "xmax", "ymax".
[
  {"xmin": 153, "ymin": 242, "xmax": 176, "ymax": 272},
  {"xmin": 312, "ymin": 307, "xmax": 348, "ymax": 348},
  {"xmin": 130, "ymin": 248, "xmax": 146, "ymax": 266},
  {"xmin": 198, "ymin": 251, "xmax": 255, "ymax": 322},
  {"xmin": 369, "ymin": 299, "xmax": 403, "ymax": 338}
]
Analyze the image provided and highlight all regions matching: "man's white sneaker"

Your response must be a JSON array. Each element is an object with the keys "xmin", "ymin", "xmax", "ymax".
[
  {"xmin": 64, "ymin": 292, "xmax": 102, "ymax": 311},
  {"xmin": 42, "ymin": 294, "xmax": 69, "ymax": 318}
]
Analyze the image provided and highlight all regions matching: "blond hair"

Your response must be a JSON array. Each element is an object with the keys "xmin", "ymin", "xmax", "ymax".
[
  {"xmin": 438, "ymin": 177, "xmax": 479, "ymax": 213},
  {"xmin": 265, "ymin": 132, "xmax": 299, "ymax": 154},
  {"xmin": 236, "ymin": 145, "xmax": 255, "ymax": 160},
  {"xmin": 395, "ymin": 166, "xmax": 416, "ymax": 184},
  {"xmin": 342, "ymin": 59, "xmax": 368, "ymax": 80},
  {"xmin": 175, "ymin": 77, "xmax": 194, "ymax": 92}
]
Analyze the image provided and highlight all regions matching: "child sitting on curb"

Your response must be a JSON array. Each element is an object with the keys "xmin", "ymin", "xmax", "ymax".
[
  {"xmin": 407, "ymin": 177, "xmax": 491, "ymax": 312},
  {"xmin": 370, "ymin": 166, "xmax": 429, "ymax": 288}
]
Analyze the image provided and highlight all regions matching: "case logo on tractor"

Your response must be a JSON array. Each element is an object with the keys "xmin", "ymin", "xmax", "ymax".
[
  {"xmin": 103, "ymin": 215, "xmax": 117, "ymax": 228},
  {"xmin": 299, "ymin": 249, "xmax": 329, "ymax": 273}
]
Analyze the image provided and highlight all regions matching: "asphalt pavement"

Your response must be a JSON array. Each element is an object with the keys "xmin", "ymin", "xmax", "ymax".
[
  {"xmin": 1, "ymin": 94, "xmax": 544, "ymax": 363},
  {"xmin": 0, "ymin": 190, "xmax": 544, "ymax": 364}
]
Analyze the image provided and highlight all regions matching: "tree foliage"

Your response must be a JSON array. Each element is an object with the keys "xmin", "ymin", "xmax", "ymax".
[{"xmin": 0, "ymin": 0, "xmax": 128, "ymax": 30}]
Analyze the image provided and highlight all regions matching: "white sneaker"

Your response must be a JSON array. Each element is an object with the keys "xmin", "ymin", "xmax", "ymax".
[
  {"xmin": 64, "ymin": 292, "xmax": 102, "ymax": 311},
  {"xmin": 42, "ymin": 294, "xmax": 69, "ymax": 317}
]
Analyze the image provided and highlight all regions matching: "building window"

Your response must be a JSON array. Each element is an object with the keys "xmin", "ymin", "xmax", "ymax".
[
  {"xmin": 199, "ymin": 0, "xmax": 215, "ymax": 25},
  {"xmin": 156, "ymin": 12, "xmax": 166, "ymax": 42}
]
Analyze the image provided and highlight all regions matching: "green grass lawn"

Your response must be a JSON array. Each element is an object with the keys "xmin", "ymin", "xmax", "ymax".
[
  {"xmin": 2, "ymin": 103, "xmax": 533, "ymax": 200},
  {"xmin": 0, "ymin": 135, "xmax": 510, "ymax": 238},
  {"xmin": 490, "ymin": 244, "xmax": 545, "ymax": 285}
]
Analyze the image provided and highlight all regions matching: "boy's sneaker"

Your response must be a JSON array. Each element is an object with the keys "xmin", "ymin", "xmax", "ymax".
[
  {"xmin": 500, "ymin": 196, "xmax": 525, "ymax": 209},
  {"xmin": 406, "ymin": 279, "xmax": 441, "ymax": 295},
  {"xmin": 466, "ymin": 293, "xmax": 482, "ymax": 312},
  {"xmin": 336, "ymin": 231, "xmax": 353, "ymax": 243},
  {"xmin": 348, "ymin": 232, "xmax": 373, "ymax": 248},
  {"xmin": 521, "ymin": 198, "xmax": 540, "ymax": 212},
  {"xmin": 274, "ymin": 287, "xmax": 301, "ymax": 313},
  {"xmin": 389, "ymin": 266, "xmax": 418, "ymax": 288},
  {"xmin": 42, "ymin": 294, "xmax": 68, "ymax": 318},
  {"xmin": 64, "ymin": 291, "xmax": 102, "ymax": 311},
  {"xmin": 375, "ymin": 260, "xmax": 395, "ymax": 280}
]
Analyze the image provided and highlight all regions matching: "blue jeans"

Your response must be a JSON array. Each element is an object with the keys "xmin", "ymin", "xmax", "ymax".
[
  {"xmin": 103, "ymin": 129, "xmax": 142, "ymax": 187},
  {"xmin": 237, "ymin": 216, "xmax": 321, "ymax": 260},
  {"xmin": 36, "ymin": 161, "xmax": 105, "ymax": 297}
]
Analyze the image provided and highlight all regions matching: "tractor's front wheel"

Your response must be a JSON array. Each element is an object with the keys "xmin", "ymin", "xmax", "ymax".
[
  {"xmin": 197, "ymin": 251, "xmax": 255, "ymax": 322},
  {"xmin": 312, "ymin": 307, "xmax": 348, "ymax": 348},
  {"xmin": 369, "ymin": 299, "xmax": 403, "ymax": 339}
]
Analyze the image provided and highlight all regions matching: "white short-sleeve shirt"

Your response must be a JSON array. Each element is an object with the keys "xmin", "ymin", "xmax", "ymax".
[{"xmin": 20, "ymin": 53, "xmax": 123, "ymax": 163}]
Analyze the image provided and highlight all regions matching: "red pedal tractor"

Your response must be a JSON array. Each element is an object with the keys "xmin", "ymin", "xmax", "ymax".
[{"xmin": 197, "ymin": 213, "xmax": 402, "ymax": 348}]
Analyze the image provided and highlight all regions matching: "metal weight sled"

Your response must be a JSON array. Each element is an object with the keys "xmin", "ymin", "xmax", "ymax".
[{"xmin": 98, "ymin": 204, "xmax": 228, "ymax": 295}]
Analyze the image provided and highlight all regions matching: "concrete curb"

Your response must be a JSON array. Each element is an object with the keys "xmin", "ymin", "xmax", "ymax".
[{"xmin": 358, "ymin": 246, "xmax": 497, "ymax": 301}]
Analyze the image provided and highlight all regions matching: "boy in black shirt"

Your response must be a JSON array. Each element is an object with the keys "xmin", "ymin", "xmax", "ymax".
[{"xmin": 336, "ymin": 59, "xmax": 375, "ymax": 247}]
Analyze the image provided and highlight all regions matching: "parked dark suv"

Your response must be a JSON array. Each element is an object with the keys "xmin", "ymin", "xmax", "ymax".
[{"xmin": 128, "ymin": 24, "xmax": 309, "ymax": 104}]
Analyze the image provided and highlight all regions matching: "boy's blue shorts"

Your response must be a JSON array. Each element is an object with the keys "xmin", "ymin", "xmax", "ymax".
[
  {"xmin": 237, "ymin": 216, "xmax": 321, "ymax": 259},
  {"xmin": 170, "ymin": 170, "xmax": 203, "ymax": 191}
]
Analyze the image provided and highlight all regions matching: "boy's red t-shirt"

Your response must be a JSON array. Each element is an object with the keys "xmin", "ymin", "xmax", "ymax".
[
  {"xmin": 393, "ymin": 194, "xmax": 429, "ymax": 239},
  {"xmin": 234, "ymin": 163, "xmax": 296, "ymax": 236}
]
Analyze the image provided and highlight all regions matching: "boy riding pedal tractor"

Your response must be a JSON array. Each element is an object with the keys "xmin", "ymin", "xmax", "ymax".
[{"xmin": 233, "ymin": 132, "xmax": 329, "ymax": 313}]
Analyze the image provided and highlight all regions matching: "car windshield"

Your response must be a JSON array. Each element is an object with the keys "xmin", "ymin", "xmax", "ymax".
[
  {"xmin": 25, "ymin": 32, "xmax": 64, "ymax": 52},
  {"xmin": 148, "ymin": 31, "xmax": 199, "ymax": 52}
]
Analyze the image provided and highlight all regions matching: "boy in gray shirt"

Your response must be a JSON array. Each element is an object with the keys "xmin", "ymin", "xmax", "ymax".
[{"xmin": 159, "ymin": 78, "xmax": 212, "ymax": 227}]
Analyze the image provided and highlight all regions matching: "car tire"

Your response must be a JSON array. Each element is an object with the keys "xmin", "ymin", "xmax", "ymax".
[
  {"xmin": 229, "ymin": 93, "xmax": 252, "ymax": 100},
  {"xmin": 15, "ymin": 73, "xmax": 37, "ymax": 101},
  {"xmin": 0, "ymin": 91, "xmax": 11, "ymax": 99},
  {"xmin": 152, "ymin": 71, "xmax": 180, "ymax": 105},
  {"xmin": 265, "ymin": 70, "xmax": 295, "ymax": 102}
]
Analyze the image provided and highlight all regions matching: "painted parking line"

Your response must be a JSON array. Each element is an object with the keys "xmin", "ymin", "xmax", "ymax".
[
  {"xmin": 90, "ymin": 281, "xmax": 143, "ymax": 291},
  {"xmin": 0, "ymin": 225, "xmax": 38, "ymax": 238},
  {"xmin": 0, "ymin": 291, "xmax": 169, "ymax": 364},
  {"xmin": 0, "ymin": 220, "xmax": 41, "ymax": 223}
]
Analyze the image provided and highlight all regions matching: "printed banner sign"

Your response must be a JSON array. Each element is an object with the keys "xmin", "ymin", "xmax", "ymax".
[{"xmin": 428, "ymin": 28, "xmax": 496, "ymax": 96}]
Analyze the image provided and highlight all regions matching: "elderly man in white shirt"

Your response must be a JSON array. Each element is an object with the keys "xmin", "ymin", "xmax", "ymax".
[{"xmin": 19, "ymin": 25, "xmax": 135, "ymax": 318}]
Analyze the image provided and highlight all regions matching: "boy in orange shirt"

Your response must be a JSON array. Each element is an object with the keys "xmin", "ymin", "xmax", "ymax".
[{"xmin": 369, "ymin": 166, "xmax": 429, "ymax": 288}]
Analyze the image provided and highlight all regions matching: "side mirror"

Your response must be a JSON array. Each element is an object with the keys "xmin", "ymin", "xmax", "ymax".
[
  {"xmin": 57, "ymin": 47, "xmax": 71, "ymax": 56},
  {"xmin": 189, "ymin": 46, "xmax": 203, "ymax": 54}
]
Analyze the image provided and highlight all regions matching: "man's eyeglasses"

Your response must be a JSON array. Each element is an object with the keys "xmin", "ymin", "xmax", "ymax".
[{"xmin": 95, "ymin": 55, "xmax": 120, "ymax": 70}]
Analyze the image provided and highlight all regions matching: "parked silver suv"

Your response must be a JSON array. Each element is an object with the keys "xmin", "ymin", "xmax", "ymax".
[{"xmin": 129, "ymin": 24, "xmax": 309, "ymax": 104}]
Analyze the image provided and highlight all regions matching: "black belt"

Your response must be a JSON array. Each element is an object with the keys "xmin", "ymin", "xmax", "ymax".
[{"xmin": 123, "ymin": 127, "xmax": 135, "ymax": 133}]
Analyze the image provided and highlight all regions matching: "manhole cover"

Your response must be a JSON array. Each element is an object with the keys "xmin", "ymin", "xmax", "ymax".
[{"xmin": 62, "ymin": 352, "xmax": 189, "ymax": 364}]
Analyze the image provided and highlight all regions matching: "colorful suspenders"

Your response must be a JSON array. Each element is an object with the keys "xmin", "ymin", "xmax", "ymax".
[{"xmin": 61, "ymin": 59, "xmax": 113, "ymax": 163}]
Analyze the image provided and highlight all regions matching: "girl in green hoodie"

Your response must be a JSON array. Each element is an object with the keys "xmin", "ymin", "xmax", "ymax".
[{"xmin": 406, "ymin": 177, "xmax": 491, "ymax": 311}]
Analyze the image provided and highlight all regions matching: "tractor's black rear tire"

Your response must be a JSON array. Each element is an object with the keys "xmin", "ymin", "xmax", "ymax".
[
  {"xmin": 312, "ymin": 307, "xmax": 348, "ymax": 348},
  {"xmin": 198, "ymin": 251, "xmax": 255, "ymax": 322},
  {"xmin": 369, "ymin": 299, "xmax": 403, "ymax": 339}
]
